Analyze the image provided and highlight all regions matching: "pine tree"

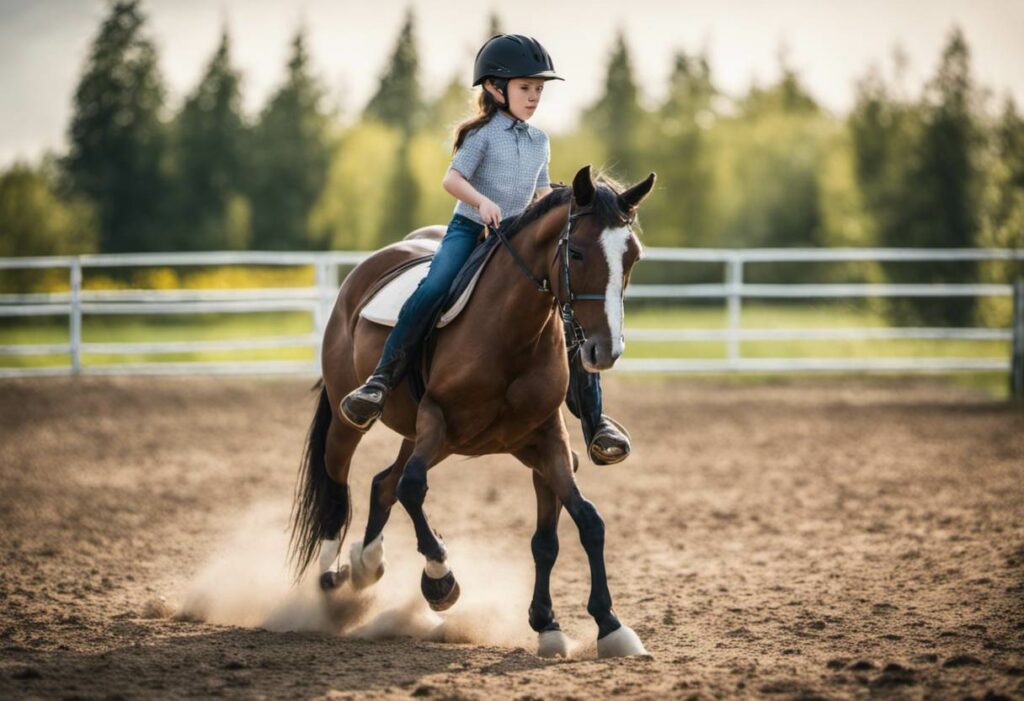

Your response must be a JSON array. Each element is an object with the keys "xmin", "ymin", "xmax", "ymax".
[
  {"xmin": 364, "ymin": 9, "xmax": 423, "ymax": 134},
  {"xmin": 977, "ymin": 99, "xmax": 1024, "ymax": 326},
  {"xmin": 64, "ymin": 0, "xmax": 169, "ymax": 252},
  {"xmin": 741, "ymin": 54, "xmax": 818, "ymax": 117},
  {"xmin": 850, "ymin": 63, "xmax": 918, "ymax": 252},
  {"xmin": 248, "ymin": 31, "xmax": 332, "ymax": 250},
  {"xmin": 986, "ymin": 100, "xmax": 1024, "ymax": 257},
  {"xmin": 172, "ymin": 30, "xmax": 249, "ymax": 250},
  {"xmin": 890, "ymin": 28, "xmax": 981, "ymax": 325},
  {"xmin": 583, "ymin": 32, "xmax": 643, "ymax": 180},
  {"xmin": 645, "ymin": 50, "xmax": 716, "ymax": 247}
]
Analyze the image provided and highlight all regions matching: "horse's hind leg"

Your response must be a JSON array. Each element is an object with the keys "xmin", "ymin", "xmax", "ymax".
[
  {"xmin": 346, "ymin": 438, "xmax": 415, "ymax": 589},
  {"xmin": 315, "ymin": 418, "xmax": 366, "ymax": 590},
  {"xmin": 396, "ymin": 396, "xmax": 459, "ymax": 611}
]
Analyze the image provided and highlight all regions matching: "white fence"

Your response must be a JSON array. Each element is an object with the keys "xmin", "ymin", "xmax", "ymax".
[{"xmin": 1, "ymin": 248, "xmax": 1022, "ymax": 381}]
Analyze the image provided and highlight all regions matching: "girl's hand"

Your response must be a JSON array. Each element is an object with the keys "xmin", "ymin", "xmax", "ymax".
[{"xmin": 478, "ymin": 198, "xmax": 502, "ymax": 229}]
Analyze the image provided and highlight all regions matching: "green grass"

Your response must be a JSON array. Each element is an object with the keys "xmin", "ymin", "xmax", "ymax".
[
  {"xmin": 0, "ymin": 312, "xmax": 315, "ymax": 367},
  {"xmin": 625, "ymin": 302, "xmax": 1007, "ymax": 358},
  {"xmin": 1, "ymin": 301, "xmax": 1013, "ymax": 398}
]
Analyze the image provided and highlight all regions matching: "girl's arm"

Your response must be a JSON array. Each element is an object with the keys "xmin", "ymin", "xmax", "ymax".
[{"xmin": 443, "ymin": 167, "xmax": 502, "ymax": 227}]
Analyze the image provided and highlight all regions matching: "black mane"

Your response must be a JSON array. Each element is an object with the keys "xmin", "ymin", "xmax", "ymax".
[{"xmin": 498, "ymin": 177, "xmax": 631, "ymax": 239}]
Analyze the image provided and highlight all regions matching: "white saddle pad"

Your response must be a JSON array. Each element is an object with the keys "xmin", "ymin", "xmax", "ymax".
[{"xmin": 359, "ymin": 240, "xmax": 487, "ymax": 328}]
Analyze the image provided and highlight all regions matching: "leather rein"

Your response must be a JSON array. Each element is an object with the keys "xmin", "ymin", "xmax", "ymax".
[{"xmin": 492, "ymin": 198, "xmax": 632, "ymax": 351}]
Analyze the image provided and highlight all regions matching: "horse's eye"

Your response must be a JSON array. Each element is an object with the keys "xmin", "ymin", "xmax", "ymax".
[{"xmin": 568, "ymin": 246, "xmax": 584, "ymax": 261}]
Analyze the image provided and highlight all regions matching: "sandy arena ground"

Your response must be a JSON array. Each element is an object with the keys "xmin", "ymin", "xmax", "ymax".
[{"xmin": 0, "ymin": 375, "xmax": 1022, "ymax": 700}]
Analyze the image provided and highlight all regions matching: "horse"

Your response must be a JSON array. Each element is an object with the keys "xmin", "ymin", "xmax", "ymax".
[{"xmin": 289, "ymin": 165, "xmax": 655, "ymax": 658}]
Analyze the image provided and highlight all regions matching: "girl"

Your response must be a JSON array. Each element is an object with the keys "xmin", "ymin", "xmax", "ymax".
[{"xmin": 341, "ymin": 33, "xmax": 631, "ymax": 465}]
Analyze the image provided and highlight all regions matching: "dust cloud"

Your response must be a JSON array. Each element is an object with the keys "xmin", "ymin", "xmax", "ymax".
[{"xmin": 176, "ymin": 501, "xmax": 540, "ymax": 649}]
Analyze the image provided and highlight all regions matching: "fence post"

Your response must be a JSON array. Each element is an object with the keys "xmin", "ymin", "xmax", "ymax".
[
  {"xmin": 726, "ymin": 255, "xmax": 744, "ymax": 367},
  {"xmin": 313, "ymin": 258, "xmax": 338, "ymax": 371},
  {"xmin": 69, "ymin": 257, "xmax": 82, "ymax": 375},
  {"xmin": 1011, "ymin": 277, "xmax": 1024, "ymax": 401}
]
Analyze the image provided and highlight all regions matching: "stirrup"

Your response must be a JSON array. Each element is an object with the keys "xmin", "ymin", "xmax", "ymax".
[
  {"xmin": 339, "ymin": 382, "xmax": 388, "ymax": 431},
  {"xmin": 588, "ymin": 415, "xmax": 631, "ymax": 466}
]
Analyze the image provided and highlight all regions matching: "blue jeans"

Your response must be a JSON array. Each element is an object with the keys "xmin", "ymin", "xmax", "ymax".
[{"xmin": 377, "ymin": 213, "xmax": 484, "ymax": 372}]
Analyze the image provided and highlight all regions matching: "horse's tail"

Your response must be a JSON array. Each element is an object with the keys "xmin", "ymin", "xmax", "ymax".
[{"xmin": 288, "ymin": 382, "xmax": 351, "ymax": 581}]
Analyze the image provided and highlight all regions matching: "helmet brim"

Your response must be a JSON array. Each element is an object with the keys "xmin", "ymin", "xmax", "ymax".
[{"xmin": 473, "ymin": 71, "xmax": 564, "ymax": 87}]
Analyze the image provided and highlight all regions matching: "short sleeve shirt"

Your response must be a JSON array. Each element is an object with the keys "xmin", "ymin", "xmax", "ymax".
[{"xmin": 449, "ymin": 111, "xmax": 551, "ymax": 225}]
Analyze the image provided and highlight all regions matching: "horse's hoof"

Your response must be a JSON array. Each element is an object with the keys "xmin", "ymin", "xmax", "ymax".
[
  {"xmin": 349, "ymin": 535, "xmax": 386, "ymax": 590},
  {"xmin": 319, "ymin": 565, "xmax": 350, "ymax": 591},
  {"xmin": 538, "ymin": 629, "xmax": 570, "ymax": 658},
  {"xmin": 596, "ymin": 624, "xmax": 647, "ymax": 658},
  {"xmin": 421, "ymin": 570, "xmax": 460, "ymax": 611}
]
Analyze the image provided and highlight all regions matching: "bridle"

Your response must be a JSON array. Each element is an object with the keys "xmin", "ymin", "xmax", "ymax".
[{"xmin": 493, "ymin": 196, "xmax": 634, "ymax": 351}]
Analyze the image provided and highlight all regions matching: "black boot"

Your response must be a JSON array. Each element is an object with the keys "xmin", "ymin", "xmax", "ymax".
[
  {"xmin": 340, "ymin": 350, "xmax": 407, "ymax": 431},
  {"xmin": 588, "ymin": 415, "xmax": 632, "ymax": 466},
  {"xmin": 565, "ymin": 348, "xmax": 632, "ymax": 465}
]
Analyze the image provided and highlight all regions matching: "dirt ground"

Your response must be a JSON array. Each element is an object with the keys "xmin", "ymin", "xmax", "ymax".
[{"xmin": 0, "ymin": 375, "xmax": 1022, "ymax": 700}]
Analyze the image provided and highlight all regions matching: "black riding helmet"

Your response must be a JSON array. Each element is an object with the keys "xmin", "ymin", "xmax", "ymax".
[{"xmin": 473, "ymin": 34, "xmax": 563, "ymax": 109}]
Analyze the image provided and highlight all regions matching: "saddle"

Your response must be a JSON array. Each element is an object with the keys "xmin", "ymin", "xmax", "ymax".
[
  {"xmin": 359, "ymin": 236, "xmax": 500, "ymax": 328},
  {"xmin": 357, "ymin": 230, "xmax": 507, "ymax": 401}
]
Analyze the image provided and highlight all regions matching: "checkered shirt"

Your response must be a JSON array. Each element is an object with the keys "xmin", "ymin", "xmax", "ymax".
[{"xmin": 449, "ymin": 111, "xmax": 551, "ymax": 225}]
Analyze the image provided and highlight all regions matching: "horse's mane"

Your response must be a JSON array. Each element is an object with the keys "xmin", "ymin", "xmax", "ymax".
[{"xmin": 499, "ymin": 174, "xmax": 634, "ymax": 239}]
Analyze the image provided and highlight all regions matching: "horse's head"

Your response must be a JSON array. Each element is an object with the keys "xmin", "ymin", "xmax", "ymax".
[{"xmin": 552, "ymin": 165, "xmax": 655, "ymax": 373}]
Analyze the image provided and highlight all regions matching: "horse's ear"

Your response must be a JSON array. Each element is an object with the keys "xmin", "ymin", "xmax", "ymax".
[
  {"xmin": 619, "ymin": 172, "xmax": 656, "ymax": 212},
  {"xmin": 572, "ymin": 165, "xmax": 596, "ymax": 207}
]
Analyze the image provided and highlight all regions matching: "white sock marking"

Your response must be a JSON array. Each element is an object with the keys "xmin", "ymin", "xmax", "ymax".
[
  {"xmin": 599, "ymin": 226, "xmax": 631, "ymax": 357},
  {"xmin": 424, "ymin": 558, "xmax": 451, "ymax": 578},
  {"xmin": 319, "ymin": 538, "xmax": 341, "ymax": 573}
]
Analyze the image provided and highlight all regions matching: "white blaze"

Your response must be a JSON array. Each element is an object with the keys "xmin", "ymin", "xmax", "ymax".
[{"xmin": 599, "ymin": 226, "xmax": 631, "ymax": 357}]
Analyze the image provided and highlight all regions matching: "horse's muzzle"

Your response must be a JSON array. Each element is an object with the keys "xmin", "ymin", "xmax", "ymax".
[{"xmin": 580, "ymin": 336, "xmax": 621, "ymax": 373}]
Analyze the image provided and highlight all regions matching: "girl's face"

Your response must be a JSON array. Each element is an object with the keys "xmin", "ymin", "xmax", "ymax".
[{"xmin": 486, "ymin": 77, "xmax": 545, "ymax": 121}]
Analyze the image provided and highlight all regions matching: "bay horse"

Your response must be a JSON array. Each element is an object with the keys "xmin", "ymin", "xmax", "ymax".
[{"xmin": 290, "ymin": 165, "xmax": 655, "ymax": 658}]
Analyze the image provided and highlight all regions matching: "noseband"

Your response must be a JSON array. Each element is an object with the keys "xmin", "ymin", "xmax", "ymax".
[{"xmin": 493, "ymin": 198, "xmax": 634, "ymax": 351}]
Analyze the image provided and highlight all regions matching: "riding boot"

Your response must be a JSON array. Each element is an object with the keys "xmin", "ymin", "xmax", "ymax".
[
  {"xmin": 565, "ymin": 348, "xmax": 632, "ymax": 465},
  {"xmin": 339, "ymin": 345, "xmax": 409, "ymax": 431}
]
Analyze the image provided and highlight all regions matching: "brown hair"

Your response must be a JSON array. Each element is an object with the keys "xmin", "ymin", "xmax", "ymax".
[{"xmin": 452, "ymin": 79, "xmax": 506, "ymax": 153}]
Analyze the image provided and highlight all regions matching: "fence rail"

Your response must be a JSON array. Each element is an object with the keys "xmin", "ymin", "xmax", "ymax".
[{"xmin": 1, "ymin": 248, "xmax": 1022, "ymax": 388}]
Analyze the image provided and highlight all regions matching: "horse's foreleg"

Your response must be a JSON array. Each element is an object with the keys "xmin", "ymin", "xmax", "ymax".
[
  {"xmin": 532, "ymin": 415, "xmax": 646, "ymax": 658},
  {"xmin": 529, "ymin": 469, "xmax": 570, "ymax": 657},
  {"xmin": 396, "ymin": 397, "xmax": 458, "ymax": 611}
]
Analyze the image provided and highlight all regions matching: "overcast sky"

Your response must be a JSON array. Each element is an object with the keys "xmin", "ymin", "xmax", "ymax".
[{"xmin": 1, "ymin": 0, "xmax": 1022, "ymax": 167}]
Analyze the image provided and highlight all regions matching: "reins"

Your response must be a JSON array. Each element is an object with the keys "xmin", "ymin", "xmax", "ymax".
[{"xmin": 493, "ymin": 197, "xmax": 630, "ymax": 352}]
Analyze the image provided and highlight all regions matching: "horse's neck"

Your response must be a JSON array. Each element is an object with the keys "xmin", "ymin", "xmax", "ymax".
[{"xmin": 485, "ymin": 206, "xmax": 566, "ymax": 349}]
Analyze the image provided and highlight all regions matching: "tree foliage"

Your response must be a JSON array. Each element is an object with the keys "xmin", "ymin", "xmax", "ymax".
[
  {"xmin": 851, "ymin": 28, "xmax": 984, "ymax": 325},
  {"xmin": 0, "ymin": 162, "xmax": 97, "ymax": 258},
  {"xmin": 171, "ymin": 30, "xmax": 250, "ymax": 250},
  {"xmin": 363, "ymin": 9, "xmax": 423, "ymax": 135},
  {"xmin": 3, "ymin": 9, "xmax": 1021, "ymax": 325},
  {"xmin": 247, "ymin": 31, "xmax": 332, "ymax": 250},
  {"xmin": 64, "ymin": 0, "xmax": 169, "ymax": 252},
  {"xmin": 583, "ymin": 32, "xmax": 643, "ymax": 182}
]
